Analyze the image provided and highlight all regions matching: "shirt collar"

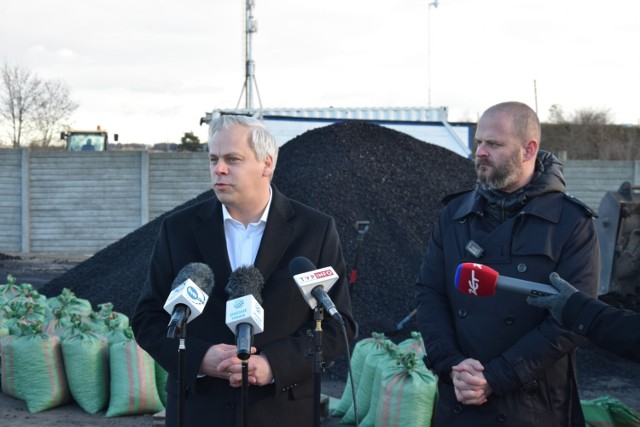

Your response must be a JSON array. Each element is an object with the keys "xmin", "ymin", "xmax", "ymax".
[{"xmin": 222, "ymin": 186, "xmax": 272, "ymax": 226}]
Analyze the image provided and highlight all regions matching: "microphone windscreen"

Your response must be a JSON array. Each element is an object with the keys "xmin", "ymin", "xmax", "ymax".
[
  {"xmin": 172, "ymin": 263, "xmax": 215, "ymax": 294},
  {"xmin": 225, "ymin": 266, "xmax": 265, "ymax": 304},
  {"xmin": 454, "ymin": 263, "xmax": 498, "ymax": 297},
  {"xmin": 289, "ymin": 256, "xmax": 316, "ymax": 276}
]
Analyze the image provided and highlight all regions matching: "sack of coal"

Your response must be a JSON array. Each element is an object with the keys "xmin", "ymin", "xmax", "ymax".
[
  {"xmin": 332, "ymin": 332, "xmax": 393, "ymax": 419},
  {"xmin": 374, "ymin": 350, "xmax": 438, "ymax": 427}
]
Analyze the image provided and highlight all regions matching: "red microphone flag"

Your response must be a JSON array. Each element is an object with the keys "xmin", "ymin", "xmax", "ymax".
[{"xmin": 454, "ymin": 263, "xmax": 499, "ymax": 296}]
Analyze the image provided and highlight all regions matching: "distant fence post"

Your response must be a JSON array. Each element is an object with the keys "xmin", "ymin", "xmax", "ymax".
[
  {"xmin": 140, "ymin": 151, "xmax": 150, "ymax": 225},
  {"xmin": 21, "ymin": 149, "xmax": 30, "ymax": 253}
]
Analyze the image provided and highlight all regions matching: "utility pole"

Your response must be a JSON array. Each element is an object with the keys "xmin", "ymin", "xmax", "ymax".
[
  {"xmin": 236, "ymin": 0, "xmax": 262, "ymax": 110},
  {"xmin": 427, "ymin": 0, "xmax": 439, "ymax": 108},
  {"xmin": 533, "ymin": 79, "xmax": 539, "ymax": 114}
]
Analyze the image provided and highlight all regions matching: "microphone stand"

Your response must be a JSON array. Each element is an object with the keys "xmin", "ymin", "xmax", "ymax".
[
  {"xmin": 241, "ymin": 360, "xmax": 249, "ymax": 427},
  {"xmin": 312, "ymin": 307, "xmax": 325, "ymax": 427},
  {"xmin": 167, "ymin": 320, "xmax": 187, "ymax": 427}
]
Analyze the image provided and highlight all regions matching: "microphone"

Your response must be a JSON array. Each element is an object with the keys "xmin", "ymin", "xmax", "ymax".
[
  {"xmin": 454, "ymin": 263, "xmax": 559, "ymax": 297},
  {"xmin": 225, "ymin": 266, "xmax": 265, "ymax": 360},
  {"xmin": 289, "ymin": 256, "xmax": 344, "ymax": 325},
  {"xmin": 164, "ymin": 263, "xmax": 215, "ymax": 339}
]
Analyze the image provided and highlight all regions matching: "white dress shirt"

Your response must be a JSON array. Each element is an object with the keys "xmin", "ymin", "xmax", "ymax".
[{"xmin": 222, "ymin": 189, "xmax": 272, "ymax": 270}]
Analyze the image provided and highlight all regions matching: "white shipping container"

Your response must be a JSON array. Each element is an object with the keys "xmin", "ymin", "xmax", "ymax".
[{"xmin": 201, "ymin": 107, "xmax": 474, "ymax": 157}]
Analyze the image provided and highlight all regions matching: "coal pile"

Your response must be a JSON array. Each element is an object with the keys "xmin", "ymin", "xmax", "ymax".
[
  {"xmin": 40, "ymin": 121, "xmax": 476, "ymax": 353},
  {"xmin": 273, "ymin": 121, "xmax": 476, "ymax": 338}
]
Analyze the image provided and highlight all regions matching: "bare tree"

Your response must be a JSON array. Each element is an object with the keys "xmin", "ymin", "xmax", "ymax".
[
  {"xmin": 33, "ymin": 79, "xmax": 78, "ymax": 147},
  {"xmin": 0, "ymin": 62, "xmax": 42, "ymax": 147},
  {"xmin": 571, "ymin": 107, "xmax": 612, "ymax": 126},
  {"xmin": 547, "ymin": 104, "xmax": 567, "ymax": 124}
]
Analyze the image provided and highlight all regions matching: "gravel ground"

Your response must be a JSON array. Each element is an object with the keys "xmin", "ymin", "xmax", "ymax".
[{"xmin": 2, "ymin": 121, "xmax": 640, "ymax": 424}]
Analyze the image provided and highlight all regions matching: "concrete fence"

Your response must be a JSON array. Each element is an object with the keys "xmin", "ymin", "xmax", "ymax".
[
  {"xmin": 0, "ymin": 149, "xmax": 210, "ymax": 255},
  {"xmin": 1, "ymin": 148, "xmax": 639, "ymax": 256}
]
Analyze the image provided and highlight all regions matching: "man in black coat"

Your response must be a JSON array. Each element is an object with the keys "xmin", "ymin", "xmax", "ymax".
[
  {"xmin": 132, "ymin": 115, "xmax": 356, "ymax": 427},
  {"xmin": 415, "ymin": 101, "xmax": 600, "ymax": 426},
  {"xmin": 528, "ymin": 273, "xmax": 640, "ymax": 362}
]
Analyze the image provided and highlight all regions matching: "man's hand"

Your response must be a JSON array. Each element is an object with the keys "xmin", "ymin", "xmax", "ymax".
[
  {"xmin": 217, "ymin": 352, "xmax": 273, "ymax": 388},
  {"xmin": 451, "ymin": 358, "xmax": 493, "ymax": 405},
  {"xmin": 199, "ymin": 343, "xmax": 256, "ymax": 381},
  {"xmin": 526, "ymin": 272, "xmax": 579, "ymax": 323},
  {"xmin": 199, "ymin": 344, "xmax": 273, "ymax": 387}
]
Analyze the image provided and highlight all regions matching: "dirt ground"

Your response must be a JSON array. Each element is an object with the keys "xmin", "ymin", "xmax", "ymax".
[{"xmin": 1, "ymin": 254, "xmax": 640, "ymax": 426}]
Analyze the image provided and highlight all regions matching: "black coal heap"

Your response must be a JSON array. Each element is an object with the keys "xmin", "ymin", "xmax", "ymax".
[{"xmin": 273, "ymin": 121, "xmax": 476, "ymax": 336}]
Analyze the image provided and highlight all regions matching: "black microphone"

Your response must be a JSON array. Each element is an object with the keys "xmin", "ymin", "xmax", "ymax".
[
  {"xmin": 224, "ymin": 266, "xmax": 265, "ymax": 360},
  {"xmin": 163, "ymin": 263, "xmax": 215, "ymax": 339},
  {"xmin": 289, "ymin": 256, "xmax": 344, "ymax": 326}
]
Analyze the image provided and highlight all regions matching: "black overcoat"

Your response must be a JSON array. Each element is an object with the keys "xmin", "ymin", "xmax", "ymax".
[
  {"xmin": 416, "ymin": 188, "xmax": 600, "ymax": 427},
  {"xmin": 132, "ymin": 186, "xmax": 356, "ymax": 427}
]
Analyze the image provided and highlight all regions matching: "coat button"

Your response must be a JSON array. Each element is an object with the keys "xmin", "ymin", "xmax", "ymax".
[
  {"xmin": 457, "ymin": 308, "xmax": 468, "ymax": 318},
  {"xmin": 504, "ymin": 317, "xmax": 515, "ymax": 326},
  {"xmin": 225, "ymin": 402, "xmax": 235, "ymax": 409},
  {"xmin": 497, "ymin": 414, "xmax": 507, "ymax": 422},
  {"xmin": 517, "ymin": 263, "xmax": 527, "ymax": 273},
  {"xmin": 453, "ymin": 403, "xmax": 463, "ymax": 414}
]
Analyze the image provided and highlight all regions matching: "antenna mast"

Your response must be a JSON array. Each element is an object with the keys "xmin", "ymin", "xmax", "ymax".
[
  {"xmin": 236, "ymin": 0, "xmax": 262, "ymax": 110},
  {"xmin": 427, "ymin": 0, "xmax": 439, "ymax": 108}
]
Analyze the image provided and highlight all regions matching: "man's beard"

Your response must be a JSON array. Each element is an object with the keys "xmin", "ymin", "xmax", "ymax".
[{"xmin": 475, "ymin": 150, "xmax": 522, "ymax": 191}]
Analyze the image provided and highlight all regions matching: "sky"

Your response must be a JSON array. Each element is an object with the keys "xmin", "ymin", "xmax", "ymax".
[{"xmin": 2, "ymin": 0, "xmax": 639, "ymax": 146}]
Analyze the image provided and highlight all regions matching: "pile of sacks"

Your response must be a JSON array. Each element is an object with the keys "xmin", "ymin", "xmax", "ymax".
[
  {"xmin": 0, "ymin": 275, "xmax": 165, "ymax": 416},
  {"xmin": 330, "ymin": 332, "xmax": 438, "ymax": 426},
  {"xmin": 331, "ymin": 332, "xmax": 640, "ymax": 427}
]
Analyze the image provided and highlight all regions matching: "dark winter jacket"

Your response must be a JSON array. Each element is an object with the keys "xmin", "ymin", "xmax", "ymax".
[
  {"xmin": 416, "ymin": 151, "xmax": 600, "ymax": 426},
  {"xmin": 563, "ymin": 292, "xmax": 640, "ymax": 362}
]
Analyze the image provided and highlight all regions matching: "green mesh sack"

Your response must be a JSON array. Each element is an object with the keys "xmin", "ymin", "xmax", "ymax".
[
  {"xmin": 607, "ymin": 397, "xmax": 640, "ymax": 426},
  {"xmin": 82, "ymin": 311, "xmax": 107, "ymax": 334},
  {"xmin": 332, "ymin": 332, "xmax": 391, "ymax": 418},
  {"xmin": 155, "ymin": 361, "xmax": 169, "ymax": 406},
  {"xmin": 104, "ymin": 324, "xmax": 133, "ymax": 345},
  {"xmin": 46, "ymin": 288, "xmax": 93, "ymax": 317},
  {"xmin": 0, "ymin": 335, "xmax": 21, "ymax": 399},
  {"xmin": 12, "ymin": 323, "xmax": 71, "ymax": 413},
  {"xmin": 96, "ymin": 302, "xmax": 129, "ymax": 330},
  {"xmin": 398, "ymin": 331, "xmax": 426, "ymax": 358},
  {"xmin": 19, "ymin": 283, "xmax": 52, "ymax": 319},
  {"xmin": 0, "ymin": 318, "xmax": 9, "ymax": 338},
  {"xmin": 105, "ymin": 327, "xmax": 164, "ymax": 417},
  {"xmin": 3, "ymin": 300, "xmax": 48, "ymax": 335},
  {"xmin": 0, "ymin": 275, "xmax": 23, "ymax": 302},
  {"xmin": 44, "ymin": 307, "xmax": 77, "ymax": 337},
  {"xmin": 61, "ymin": 330, "xmax": 110, "ymax": 414},
  {"xmin": 359, "ymin": 347, "xmax": 408, "ymax": 427},
  {"xmin": 582, "ymin": 395, "xmax": 640, "ymax": 427},
  {"xmin": 582, "ymin": 398, "xmax": 615, "ymax": 427},
  {"xmin": 341, "ymin": 339, "xmax": 398, "ymax": 425},
  {"xmin": 375, "ymin": 351, "xmax": 438, "ymax": 427}
]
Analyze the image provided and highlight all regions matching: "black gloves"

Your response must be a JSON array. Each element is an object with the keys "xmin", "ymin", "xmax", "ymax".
[{"xmin": 526, "ymin": 272, "xmax": 579, "ymax": 323}]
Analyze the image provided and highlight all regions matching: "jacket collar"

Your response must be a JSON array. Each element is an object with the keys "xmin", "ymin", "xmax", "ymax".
[{"xmin": 452, "ymin": 186, "xmax": 564, "ymax": 224}]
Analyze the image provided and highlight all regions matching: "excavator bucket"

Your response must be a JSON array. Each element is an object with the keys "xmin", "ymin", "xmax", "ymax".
[{"xmin": 596, "ymin": 182, "xmax": 640, "ymax": 295}]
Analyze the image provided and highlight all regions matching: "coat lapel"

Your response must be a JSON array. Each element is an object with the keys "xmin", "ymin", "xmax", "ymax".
[
  {"xmin": 192, "ymin": 196, "xmax": 232, "ymax": 299},
  {"xmin": 254, "ymin": 187, "xmax": 294, "ymax": 283}
]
